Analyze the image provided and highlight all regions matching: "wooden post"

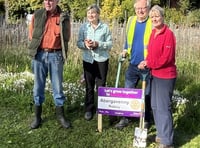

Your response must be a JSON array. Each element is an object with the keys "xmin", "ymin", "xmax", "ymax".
[{"xmin": 97, "ymin": 113, "xmax": 102, "ymax": 132}]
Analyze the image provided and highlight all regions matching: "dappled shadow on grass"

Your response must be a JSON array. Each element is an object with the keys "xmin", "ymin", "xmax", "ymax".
[
  {"xmin": 1, "ymin": 84, "xmax": 200, "ymax": 147},
  {"xmin": 0, "ymin": 93, "xmax": 158, "ymax": 148}
]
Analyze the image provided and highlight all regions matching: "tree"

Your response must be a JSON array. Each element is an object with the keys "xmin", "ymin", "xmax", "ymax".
[
  {"xmin": 64, "ymin": 0, "xmax": 96, "ymax": 21},
  {"xmin": 1, "ymin": 0, "xmax": 200, "ymax": 23},
  {"xmin": 27, "ymin": 0, "xmax": 43, "ymax": 13},
  {"xmin": 0, "ymin": 0, "xmax": 4, "ymax": 14},
  {"xmin": 3, "ymin": 0, "xmax": 29, "ymax": 22},
  {"xmin": 101, "ymin": 0, "xmax": 122, "ymax": 21},
  {"xmin": 4, "ymin": 0, "xmax": 8, "ymax": 23},
  {"xmin": 178, "ymin": 0, "xmax": 190, "ymax": 14},
  {"xmin": 121, "ymin": 0, "xmax": 134, "ymax": 22}
]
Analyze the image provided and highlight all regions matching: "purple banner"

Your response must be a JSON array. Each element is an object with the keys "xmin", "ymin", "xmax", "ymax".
[
  {"xmin": 97, "ymin": 87, "xmax": 143, "ymax": 117},
  {"xmin": 98, "ymin": 87, "xmax": 142, "ymax": 99},
  {"xmin": 98, "ymin": 109, "xmax": 141, "ymax": 117}
]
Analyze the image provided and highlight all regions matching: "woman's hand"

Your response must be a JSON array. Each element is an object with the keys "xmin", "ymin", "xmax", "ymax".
[
  {"xmin": 138, "ymin": 60, "xmax": 147, "ymax": 69},
  {"xmin": 84, "ymin": 39, "xmax": 98, "ymax": 50},
  {"xmin": 91, "ymin": 41, "xmax": 98, "ymax": 49},
  {"xmin": 84, "ymin": 39, "xmax": 93, "ymax": 49}
]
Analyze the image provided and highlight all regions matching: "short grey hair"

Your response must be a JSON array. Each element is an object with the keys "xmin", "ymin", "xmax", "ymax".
[
  {"xmin": 134, "ymin": 0, "xmax": 151, "ymax": 9},
  {"xmin": 149, "ymin": 5, "xmax": 164, "ymax": 17},
  {"xmin": 86, "ymin": 4, "xmax": 100, "ymax": 14}
]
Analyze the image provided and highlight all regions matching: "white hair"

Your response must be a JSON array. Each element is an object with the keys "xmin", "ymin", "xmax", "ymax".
[
  {"xmin": 150, "ymin": 5, "xmax": 164, "ymax": 17},
  {"xmin": 134, "ymin": 0, "xmax": 151, "ymax": 9},
  {"xmin": 87, "ymin": 4, "xmax": 100, "ymax": 14}
]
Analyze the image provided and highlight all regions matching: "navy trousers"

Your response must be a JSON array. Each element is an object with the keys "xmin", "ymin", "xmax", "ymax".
[{"xmin": 151, "ymin": 76, "xmax": 176, "ymax": 145}]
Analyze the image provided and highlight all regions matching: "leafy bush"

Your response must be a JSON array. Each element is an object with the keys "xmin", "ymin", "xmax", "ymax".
[
  {"xmin": 165, "ymin": 8, "xmax": 185, "ymax": 25},
  {"xmin": 186, "ymin": 9, "xmax": 200, "ymax": 26}
]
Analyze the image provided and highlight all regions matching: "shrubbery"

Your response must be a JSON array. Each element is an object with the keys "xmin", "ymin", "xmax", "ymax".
[{"xmin": 1, "ymin": 0, "xmax": 199, "ymax": 26}]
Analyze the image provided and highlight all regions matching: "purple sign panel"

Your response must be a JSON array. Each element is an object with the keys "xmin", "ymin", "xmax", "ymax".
[{"xmin": 98, "ymin": 87, "xmax": 143, "ymax": 117}]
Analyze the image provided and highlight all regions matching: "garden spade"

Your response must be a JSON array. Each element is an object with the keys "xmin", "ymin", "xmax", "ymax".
[
  {"xmin": 133, "ymin": 72, "xmax": 148, "ymax": 148},
  {"xmin": 115, "ymin": 55, "xmax": 126, "ymax": 88}
]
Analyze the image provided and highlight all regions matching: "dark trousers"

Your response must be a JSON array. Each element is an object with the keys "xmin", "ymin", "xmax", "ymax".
[
  {"xmin": 151, "ymin": 76, "xmax": 176, "ymax": 145},
  {"xmin": 125, "ymin": 64, "xmax": 151, "ymax": 121},
  {"xmin": 83, "ymin": 60, "xmax": 109, "ymax": 112}
]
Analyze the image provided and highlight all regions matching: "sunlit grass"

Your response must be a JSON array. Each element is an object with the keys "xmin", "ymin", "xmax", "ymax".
[
  {"xmin": 0, "ymin": 50, "xmax": 199, "ymax": 147},
  {"xmin": 0, "ymin": 23, "xmax": 200, "ymax": 147}
]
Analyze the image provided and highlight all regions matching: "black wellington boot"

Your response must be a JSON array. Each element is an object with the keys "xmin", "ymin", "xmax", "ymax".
[
  {"xmin": 30, "ymin": 105, "xmax": 42, "ymax": 129},
  {"xmin": 56, "ymin": 106, "xmax": 71, "ymax": 129}
]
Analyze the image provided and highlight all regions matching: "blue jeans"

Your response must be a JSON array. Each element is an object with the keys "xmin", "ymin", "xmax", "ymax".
[
  {"xmin": 151, "ymin": 76, "xmax": 176, "ymax": 145},
  {"xmin": 125, "ymin": 64, "xmax": 151, "ymax": 121},
  {"xmin": 125, "ymin": 64, "xmax": 150, "ymax": 94},
  {"xmin": 32, "ymin": 50, "xmax": 65, "ymax": 106}
]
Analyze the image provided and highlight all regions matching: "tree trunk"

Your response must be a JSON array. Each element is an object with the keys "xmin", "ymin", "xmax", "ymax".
[
  {"xmin": 170, "ymin": 0, "xmax": 179, "ymax": 8},
  {"xmin": 4, "ymin": 0, "xmax": 9, "ymax": 24}
]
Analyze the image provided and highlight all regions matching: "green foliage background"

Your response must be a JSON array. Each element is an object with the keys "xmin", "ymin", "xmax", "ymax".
[{"xmin": 1, "ymin": 0, "xmax": 200, "ymax": 24}]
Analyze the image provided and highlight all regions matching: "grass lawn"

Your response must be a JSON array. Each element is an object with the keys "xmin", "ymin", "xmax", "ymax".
[
  {"xmin": 1, "ymin": 87, "xmax": 200, "ymax": 148},
  {"xmin": 0, "ymin": 48, "xmax": 200, "ymax": 148}
]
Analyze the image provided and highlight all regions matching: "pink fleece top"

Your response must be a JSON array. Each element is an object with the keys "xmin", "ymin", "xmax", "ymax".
[{"xmin": 146, "ymin": 24, "xmax": 177, "ymax": 79}]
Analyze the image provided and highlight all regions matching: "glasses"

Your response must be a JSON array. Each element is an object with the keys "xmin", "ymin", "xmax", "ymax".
[{"xmin": 135, "ymin": 6, "xmax": 147, "ymax": 11}]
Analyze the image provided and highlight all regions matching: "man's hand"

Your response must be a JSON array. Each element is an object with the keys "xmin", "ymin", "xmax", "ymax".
[{"xmin": 121, "ymin": 50, "xmax": 127, "ymax": 58}]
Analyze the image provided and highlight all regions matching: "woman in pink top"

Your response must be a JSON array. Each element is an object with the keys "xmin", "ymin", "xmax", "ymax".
[{"xmin": 138, "ymin": 5, "xmax": 177, "ymax": 148}]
